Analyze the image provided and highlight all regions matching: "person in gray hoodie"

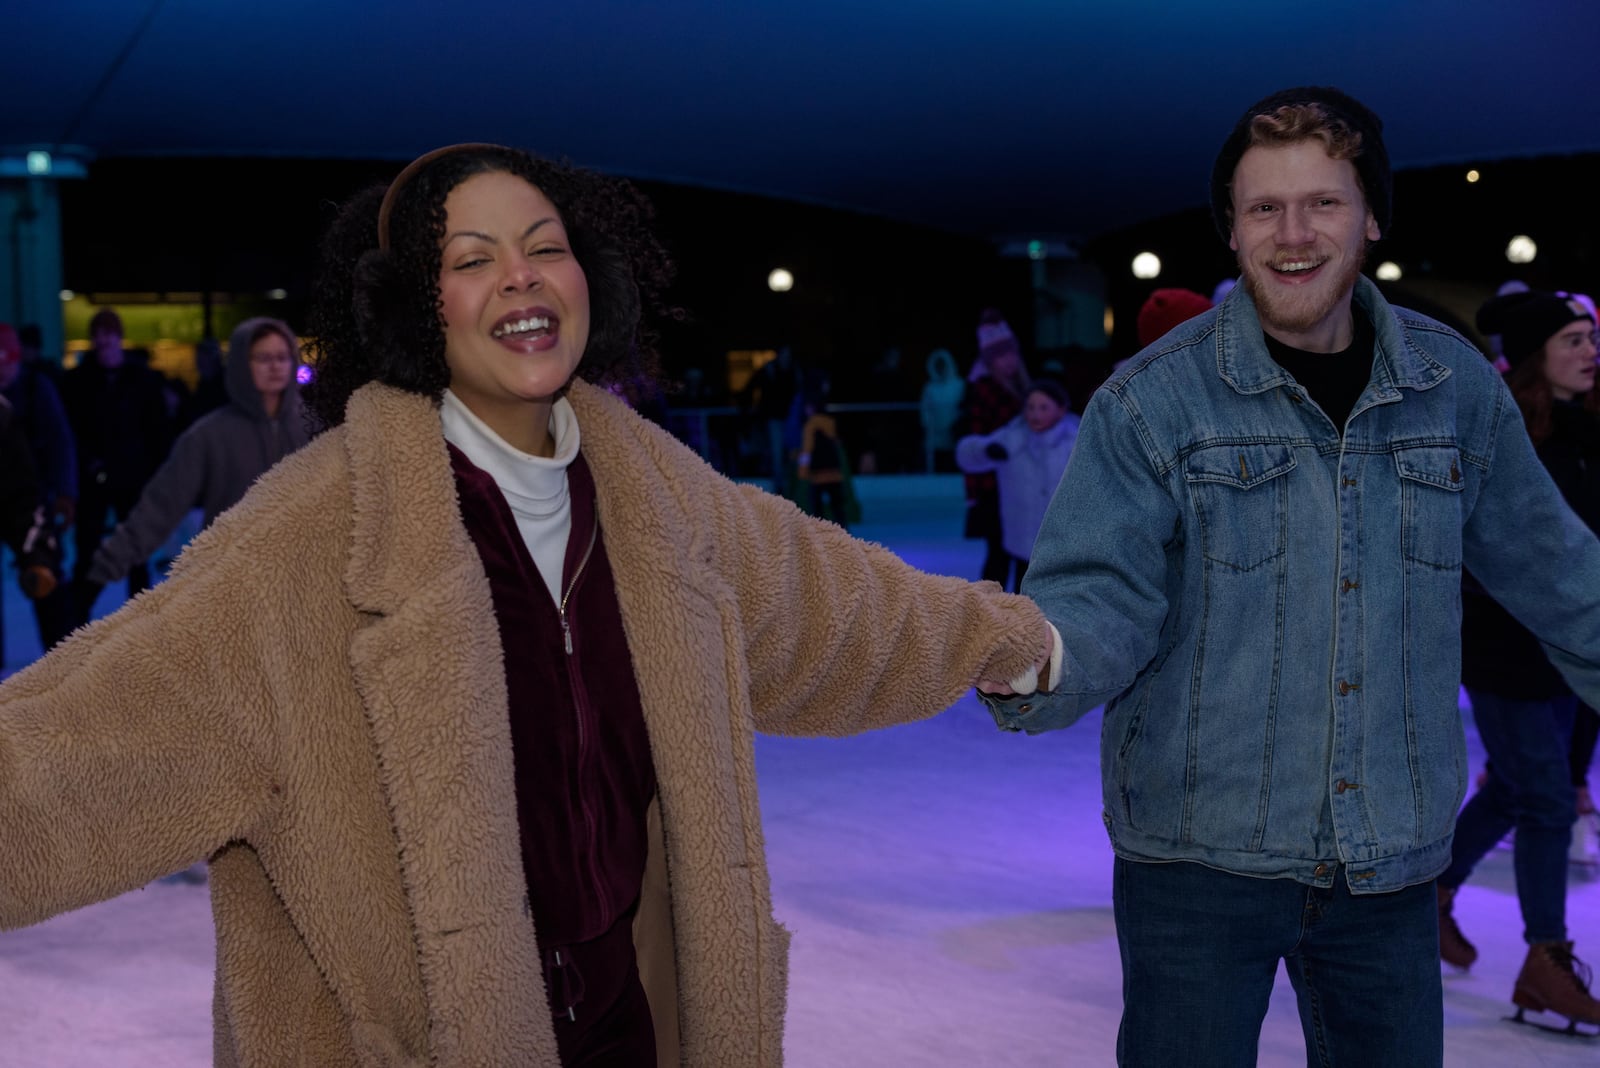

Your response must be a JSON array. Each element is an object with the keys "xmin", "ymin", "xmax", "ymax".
[{"xmin": 80, "ymin": 317, "xmax": 312, "ymax": 615}]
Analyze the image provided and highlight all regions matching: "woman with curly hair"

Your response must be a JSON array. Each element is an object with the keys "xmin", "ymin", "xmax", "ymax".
[{"xmin": 0, "ymin": 143, "xmax": 1052, "ymax": 1065}]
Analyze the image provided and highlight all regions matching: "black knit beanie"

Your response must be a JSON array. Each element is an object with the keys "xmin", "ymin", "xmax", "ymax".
[
  {"xmin": 1476, "ymin": 290, "xmax": 1595, "ymax": 368},
  {"xmin": 1210, "ymin": 86, "xmax": 1392, "ymax": 243}
]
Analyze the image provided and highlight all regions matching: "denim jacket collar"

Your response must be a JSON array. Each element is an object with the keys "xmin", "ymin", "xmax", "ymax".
[{"xmin": 1214, "ymin": 275, "xmax": 1452, "ymax": 401}]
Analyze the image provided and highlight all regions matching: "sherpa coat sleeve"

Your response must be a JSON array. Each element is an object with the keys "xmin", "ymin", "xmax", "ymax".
[
  {"xmin": 0, "ymin": 502, "xmax": 282, "ymax": 928},
  {"xmin": 574, "ymin": 383, "xmax": 1047, "ymax": 738}
]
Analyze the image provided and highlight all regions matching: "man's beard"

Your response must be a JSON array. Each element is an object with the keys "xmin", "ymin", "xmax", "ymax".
[{"xmin": 1239, "ymin": 243, "xmax": 1366, "ymax": 342}]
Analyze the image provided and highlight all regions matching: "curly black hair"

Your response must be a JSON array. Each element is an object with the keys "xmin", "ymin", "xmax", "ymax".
[{"xmin": 304, "ymin": 145, "xmax": 674, "ymax": 429}]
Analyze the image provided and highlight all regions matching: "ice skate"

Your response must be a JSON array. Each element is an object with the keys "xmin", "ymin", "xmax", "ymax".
[{"xmin": 1507, "ymin": 941, "xmax": 1600, "ymax": 1037}]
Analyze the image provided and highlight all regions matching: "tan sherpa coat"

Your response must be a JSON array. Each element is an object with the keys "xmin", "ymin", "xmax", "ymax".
[{"xmin": 0, "ymin": 379, "xmax": 1047, "ymax": 1066}]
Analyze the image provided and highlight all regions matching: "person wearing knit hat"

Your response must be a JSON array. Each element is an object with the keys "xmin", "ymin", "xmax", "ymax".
[
  {"xmin": 985, "ymin": 84, "xmax": 1600, "ymax": 1061},
  {"xmin": 1135, "ymin": 288, "xmax": 1213, "ymax": 349},
  {"xmin": 1552, "ymin": 290, "xmax": 1600, "ymax": 871},
  {"xmin": 1443, "ymin": 286, "xmax": 1600, "ymax": 1031},
  {"xmin": 976, "ymin": 317, "xmax": 1017, "ymax": 358},
  {"xmin": 1212, "ymin": 85, "xmax": 1387, "ymax": 354},
  {"xmin": 1476, "ymin": 289, "xmax": 1595, "ymax": 374}
]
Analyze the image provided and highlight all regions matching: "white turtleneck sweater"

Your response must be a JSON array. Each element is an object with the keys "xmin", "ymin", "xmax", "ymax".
[{"xmin": 440, "ymin": 390, "xmax": 580, "ymax": 606}]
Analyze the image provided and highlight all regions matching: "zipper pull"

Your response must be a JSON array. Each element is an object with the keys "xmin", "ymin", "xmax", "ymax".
[{"xmin": 561, "ymin": 614, "xmax": 573, "ymax": 656}]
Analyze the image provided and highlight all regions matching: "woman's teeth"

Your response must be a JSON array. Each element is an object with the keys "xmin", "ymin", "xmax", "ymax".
[{"xmin": 492, "ymin": 316, "xmax": 551, "ymax": 338}]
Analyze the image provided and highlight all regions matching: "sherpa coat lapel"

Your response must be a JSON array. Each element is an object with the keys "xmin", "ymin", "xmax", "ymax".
[
  {"xmin": 570, "ymin": 380, "xmax": 789, "ymax": 1064},
  {"xmin": 341, "ymin": 384, "xmax": 551, "ymax": 1065}
]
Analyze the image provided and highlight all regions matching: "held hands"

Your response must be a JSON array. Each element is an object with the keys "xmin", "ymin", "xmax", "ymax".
[{"xmin": 977, "ymin": 622, "xmax": 1058, "ymax": 696}]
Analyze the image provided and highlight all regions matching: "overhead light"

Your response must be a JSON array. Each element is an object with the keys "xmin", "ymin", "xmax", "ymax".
[
  {"xmin": 267, "ymin": 288, "xmax": 287, "ymax": 300},
  {"xmin": 1374, "ymin": 262, "xmax": 1402, "ymax": 281},
  {"xmin": 1506, "ymin": 235, "xmax": 1538, "ymax": 264},
  {"xmin": 1465, "ymin": 169, "xmax": 1481, "ymax": 183},
  {"xmin": 59, "ymin": 289, "xmax": 74, "ymax": 301},
  {"xmin": 1027, "ymin": 240, "xmax": 1047, "ymax": 261},
  {"xmin": 767, "ymin": 268, "xmax": 794, "ymax": 293},
  {"xmin": 1131, "ymin": 252, "xmax": 1161, "ymax": 280},
  {"xmin": 0, "ymin": 145, "xmax": 90, "ymax": 178}
]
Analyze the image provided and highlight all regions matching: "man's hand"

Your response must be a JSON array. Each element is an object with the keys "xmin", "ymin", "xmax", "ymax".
[{"xmin": 977, "ymin": 622, "xmax": 1057, "ymax": 695}]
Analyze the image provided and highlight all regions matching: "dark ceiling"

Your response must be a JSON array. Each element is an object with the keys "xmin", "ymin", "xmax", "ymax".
[{"xmin": 10, "ymin": 1, "xmax": 1600, "ymax": 242}]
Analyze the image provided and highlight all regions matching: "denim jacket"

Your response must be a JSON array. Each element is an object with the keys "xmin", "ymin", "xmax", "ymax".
[{"xmin": 992, "ymin": 277, "xmax": 1600, "ymax": 893}]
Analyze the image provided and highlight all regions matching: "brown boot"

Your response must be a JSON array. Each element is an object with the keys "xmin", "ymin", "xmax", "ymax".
[
  {"xmin": 1437, "ymin": 883, "xmax": 1477, "ymax": 969},
  {"xmin": 1512, "ymin": 941, "xmax": 1600, "ymax": 1029}
]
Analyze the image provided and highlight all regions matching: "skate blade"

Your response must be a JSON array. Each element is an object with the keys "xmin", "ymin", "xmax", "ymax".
[{"xmin": 1506, "ymin": 1007, "xmax": 1600, "ymax": 1037}]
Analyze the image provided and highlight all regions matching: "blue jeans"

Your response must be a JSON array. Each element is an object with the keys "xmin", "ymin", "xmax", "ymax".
[
  {"xmin": 1441, "ymin": 690, "xmax": 1576, "ymax": 944},
  {"xmin": 1113, "ymin": 858, "xmax": 1441, "ymax": 1067}
]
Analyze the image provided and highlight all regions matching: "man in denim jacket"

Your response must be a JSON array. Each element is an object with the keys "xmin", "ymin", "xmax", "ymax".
[{"xmin": 990, "ymin": 87, "xmax": 1600, "ymax": 1064}]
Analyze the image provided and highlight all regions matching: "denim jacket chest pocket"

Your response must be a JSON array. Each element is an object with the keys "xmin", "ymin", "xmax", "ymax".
[
  {"xmin": 1393, "ymin": 445, "xmax": 1465, "ymax": 570},
  {"xmin": 1184, "ymin": 443, "xmax": 1297, "ymax": 571}
]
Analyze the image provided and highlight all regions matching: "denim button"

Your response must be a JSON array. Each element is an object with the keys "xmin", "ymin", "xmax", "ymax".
[
  {"xmin": 1018, "ymin": 703, "xmax": 1032, "ymax": 713},
  {"xmin": 1313, "ymin": 863, "xmax": 1330, "ymax": 876},
  {"xmin": 1337, "ymin": 680, "xmax": 1351, "ymax": 696}
]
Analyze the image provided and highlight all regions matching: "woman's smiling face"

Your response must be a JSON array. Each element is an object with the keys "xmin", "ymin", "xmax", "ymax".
[{"xmin": 436, "ymin": 169, "xmax": 590, "ymax": 454}]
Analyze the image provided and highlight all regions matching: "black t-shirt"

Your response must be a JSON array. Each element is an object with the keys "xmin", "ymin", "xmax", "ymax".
[{"xmin": 1262, "ymin": 312, "xmax": 1375, "ymax": 435}]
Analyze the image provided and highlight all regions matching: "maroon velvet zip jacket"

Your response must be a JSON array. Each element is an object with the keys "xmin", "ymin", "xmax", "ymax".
[{"xmin": 450, "ymin": 444, "xmax": 657, "ymax": 1042}]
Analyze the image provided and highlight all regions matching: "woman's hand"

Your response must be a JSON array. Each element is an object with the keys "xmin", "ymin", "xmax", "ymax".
[{"xmin": 977, "ymin": 621, "xmax": 1056, "ymax": 695}]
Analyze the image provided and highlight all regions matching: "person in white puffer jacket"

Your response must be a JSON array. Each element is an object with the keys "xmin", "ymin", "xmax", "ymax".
[{"xmin": 955, "ymin": 378, "xmax": 1079, "ymax": 589}]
